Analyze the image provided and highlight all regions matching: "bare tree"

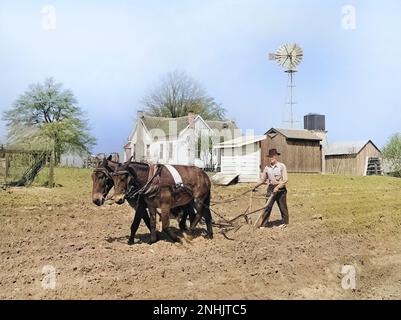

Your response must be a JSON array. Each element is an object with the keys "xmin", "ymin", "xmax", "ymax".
[{"xmin": 142, "ymin": 70, "xmax": 226, "ymax": 120}]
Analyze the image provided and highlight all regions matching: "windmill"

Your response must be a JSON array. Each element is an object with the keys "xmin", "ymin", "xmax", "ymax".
[{"xmin": 269, "ymin": 44, "xmax": 303, "ymax": 128}]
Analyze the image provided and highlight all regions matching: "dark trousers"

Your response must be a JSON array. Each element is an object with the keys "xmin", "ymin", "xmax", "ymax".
[{"xmin": 261, "ymin": 185, "xmax": 289, "ymax": 227}]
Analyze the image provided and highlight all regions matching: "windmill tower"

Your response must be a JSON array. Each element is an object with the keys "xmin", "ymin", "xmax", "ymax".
[{"xmin": 269, "ymin": 44, "xmax": 303, "ymax": 128}]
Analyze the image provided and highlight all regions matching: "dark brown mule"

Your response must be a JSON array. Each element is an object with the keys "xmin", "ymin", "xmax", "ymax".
[
  {"xmin": 92, "ymin": 156, "xmax": 195, "ymax": 244},
  {"xmin": 91, "ymin": 156, "xmax": 153, "ymax": 244},
  {"xmin": 112, "ymin": 161, "xmax": 213, "ymax": 243},
  {"xmin": 92, "ymin": 156, "xmax": 118, "ymax": 206}
]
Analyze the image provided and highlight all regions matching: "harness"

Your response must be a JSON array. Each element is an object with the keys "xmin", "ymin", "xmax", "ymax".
[
  {"xmin": 164, "ymin": 164, "xmax": 184, "ymax": 188},
  {"xmin": 93, "ymin": 167, "xmax": 113, "ymax": 181},
  {"xmin": 121, "ymin": 163, "xmax": 192, "ymax": 200},
  {"xmin": 123, "ymin": 164, "xmax": 162, "ymax": 199}
]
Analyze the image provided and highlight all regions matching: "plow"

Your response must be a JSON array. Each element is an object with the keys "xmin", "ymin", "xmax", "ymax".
[{"xmin": 208, "ymin": 190, "xmax": 277, "ymax": 240}]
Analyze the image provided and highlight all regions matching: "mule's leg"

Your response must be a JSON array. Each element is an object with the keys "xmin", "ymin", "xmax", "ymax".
[
  {"xmin": 128, "ymin": 198, "xmax": 148, "ymax": 245},
  {"xmin": 189, "ymin": 198, "xmax": 213, "ymax": 239},
  {"xmin": 148, "ymin": 206, "xmax": 158, "ymax": 244},
  {"xmin": 189, "ymin": 205, "xmax": 196, "ymax": 225},
  {"xmin": 128, "ymin": 210, "xmax": 142, "ymax": 245},
  {"xmin": 189, "ymin": 200, "xmax": 204, "ymax": 231},
  {"xmin": 141, "ymin": 208, "xmax": 151, "ymax": 231},
  {"xmin": 179, "ymin": 204, "xmax": 193, "ymax": 231},
  {"xmin": 161, "ymin": 205, "xmax": 179, "ymax": 242},
  {"xmin": 203, "ymin": 207, "xmax": 213, "ymax": 239},
  {"xmin": 201, "ymin": 192, "xmax": 213, "ymax": 239}
]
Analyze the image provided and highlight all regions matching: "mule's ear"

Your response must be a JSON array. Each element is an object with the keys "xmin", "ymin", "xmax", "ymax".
[
  {"xmin": 129, "ymin": 156, "xmax": 133, "ymax": 162},
  {"xmin": 107, "ymin": 155, "xmax": 112, "ymax": 161}
]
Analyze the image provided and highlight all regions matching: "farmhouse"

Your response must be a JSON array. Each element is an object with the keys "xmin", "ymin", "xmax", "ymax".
[
  {"xmin": 124, "ymin": 111, "xmax": 237, "ymax": 169},
  {"xmin": 325, "ymin": 140, "xmax": 382, "ymax": 176},
  {"xmin": 261, "ymin": 128, "xmax": 323, "ymax": 173},
  {"xmin": 213, "ymin": 135, "xmax": 266, "ymax": 182}
]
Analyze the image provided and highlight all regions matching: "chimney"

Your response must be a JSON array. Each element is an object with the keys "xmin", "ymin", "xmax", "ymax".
[
  {"xmin": 187, "ymin": 111, "xmax": 196, "ymax": 124},
  {"xmin": 137, "ymin": 110, "xmax": 144, "ymax": 120}
]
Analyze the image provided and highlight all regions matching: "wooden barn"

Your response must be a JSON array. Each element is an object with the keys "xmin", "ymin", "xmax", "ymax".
[
  {"xmin": 325, "ymin": 140, "xmax": 382, "ymax": 176},
  {"xmin": 214, "ymin": 135, "xmax": 266, "ymax": 182},
  {"xmin": 261, "ymin": 128, "xmax": 323, "ymax": 173}
]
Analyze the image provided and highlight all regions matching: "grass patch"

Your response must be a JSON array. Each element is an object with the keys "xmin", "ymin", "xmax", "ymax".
[{"xmin": 1, "ymin": 168, "xmax": 401, "ymax": 235}]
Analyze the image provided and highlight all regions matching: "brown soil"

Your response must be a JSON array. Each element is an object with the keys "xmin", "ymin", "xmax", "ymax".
[{"xmin": 1, "ymin": 170, "xmax": 401, "ymax": 299}]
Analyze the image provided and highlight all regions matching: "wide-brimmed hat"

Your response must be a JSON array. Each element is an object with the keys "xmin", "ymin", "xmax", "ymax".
[{"xmin": 268, "ymin": 148, "xmax": 281, "ymax": 157}]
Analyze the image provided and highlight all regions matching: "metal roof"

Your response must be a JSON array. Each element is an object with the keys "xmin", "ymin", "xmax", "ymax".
[
  {"xmin": 214, "ymin": 135, "xmax": 266, "ymax": 149},
  {"xmin": 325, "ymin": 140, "xmax": 371, "ymax": 156},
  {"xmin": 267, "ymin": 128, "xmax": 322, "ymax": 141}
]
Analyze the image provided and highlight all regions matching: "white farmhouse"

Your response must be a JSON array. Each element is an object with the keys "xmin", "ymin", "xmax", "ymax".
[{"xmin": 124, "ymin": 111, "xmax": 237, "ymax": 169}]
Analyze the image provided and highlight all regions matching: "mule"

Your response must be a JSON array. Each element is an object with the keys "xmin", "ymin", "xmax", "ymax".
[
  {"xmin": 91, "ymin": 156, "xmax": 195, "ymax": 244},
  {"xmin": 112, "ymin": 161, "xmax": 213, "ymax": 243}
]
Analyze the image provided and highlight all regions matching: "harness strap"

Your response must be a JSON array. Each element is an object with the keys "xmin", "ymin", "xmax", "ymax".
[
  {"xmin": 125, "ymin": 164, "xmax": 162, "ymax": 199},
  {"xmin": 163, "ymin": 164, "xmax": 183, "ymax": 187},
  {"xmin": 93, "ymin": 167, "xmax": 113, "ymax": 181}
]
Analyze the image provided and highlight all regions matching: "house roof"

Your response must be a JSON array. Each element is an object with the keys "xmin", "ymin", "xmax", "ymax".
[
  {"xmin": 266, "ymin": 128, "xmax": 322, "ymax": 141},
  {"xmin": 214, "ymin": 135, "xmax": 266, "ymax": 149},
  {"xmin": 141, "ymin": 115, "xmax": 237, "ymax": 138},
  {"xmin": 325, "ymin": 140, "xmax": 380, "ymax": 156},
  {"xmin": 204, "ymin": 120, "xmax": 237, "ymax": 132},
  {"xmin": 142, "ymin": 116, "xmax": 189, "ymax": 136}
]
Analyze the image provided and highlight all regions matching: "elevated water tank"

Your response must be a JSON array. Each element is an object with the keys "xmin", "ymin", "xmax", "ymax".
[{"xmin": 304, "ymin": 113, "xmax": 325, "ymax": 131}]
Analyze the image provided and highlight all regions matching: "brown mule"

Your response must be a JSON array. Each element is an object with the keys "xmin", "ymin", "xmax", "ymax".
[
  {"xmin": 112, "ymin": 161, "xmax": 213, "ymax": 243},
  {"xmin": 92, "ymin": 156, "xmax": 196, "ymax": 244},
  {"xmin": 91, "ymin": 155, "xmax": 119, "ymax": 206}
]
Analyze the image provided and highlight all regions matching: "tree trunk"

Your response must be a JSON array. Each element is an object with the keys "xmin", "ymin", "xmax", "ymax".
[{"xmin": 48, "ymin": 146, "xmax": 55, "ymax": 188}]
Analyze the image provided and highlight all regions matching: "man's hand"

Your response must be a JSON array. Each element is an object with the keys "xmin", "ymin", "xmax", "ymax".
[
  {"xmin": 252, "ymin": 187, "xmax": 258, "ymax": 192},
  {"xmin": 273, "ymin": 185, "xmax": 280, "ymax": 193}
]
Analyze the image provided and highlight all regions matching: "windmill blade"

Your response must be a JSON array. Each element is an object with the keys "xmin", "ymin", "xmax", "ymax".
[
  {"xmin": 276, "ymin": 55, "xmax": 289, "ymax": 68},
  {"xmin": 287, "ymin": 43, "xmax": 296, "ymax": 55},
  {"xmin": 270, "ymin": 43, "xmax": 303, "ymax": 70}
]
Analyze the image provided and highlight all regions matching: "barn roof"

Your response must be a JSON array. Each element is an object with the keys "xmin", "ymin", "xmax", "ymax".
[
  {"xmin": 266, "ymin": 128, "xmax": 322, "ymax": 141},
  {"xmin": 214, "ymin": 135, "xmax": 266, "ymax": 149},
  {"xmin": 141, "ymin": 115, "xmax": 237, "ymax": 137},
  {"xmin": 325, "ymin": 140, "xmax": 380, "ymax": 156}
]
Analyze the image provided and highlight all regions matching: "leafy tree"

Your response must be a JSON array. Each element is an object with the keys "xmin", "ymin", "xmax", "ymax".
[
  {"xmin": 2, "ymin": 78, "xmax": 95, "ymax": 186},
  {"xmin": 142, "ymin": 70, "xmax": 226, "ymax": 120},
  {"xmin": 382, "ymin": 133, "xmax": 401, "ymax": 176}
]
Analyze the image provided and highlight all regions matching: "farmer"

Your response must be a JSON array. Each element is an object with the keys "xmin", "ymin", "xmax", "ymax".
[{"xmin": 252, "ymin": 148, "xmax": 289, "ymax": 227}]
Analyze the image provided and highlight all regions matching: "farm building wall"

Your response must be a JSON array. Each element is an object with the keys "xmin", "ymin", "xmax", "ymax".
[
  {"xmin": 260, "ymin": 134, "xmax": 322, "ymax": 173},
  {"xmin": 325, "ymin": 154, "xmax": 357, "ymax": 175},
  {"xmin": 221, "ymin": 142, "xmax": 261, "ymax": 182},
  {"xmin": 325, "ymin": 142, "xmax": 381, "ymax": 176}
]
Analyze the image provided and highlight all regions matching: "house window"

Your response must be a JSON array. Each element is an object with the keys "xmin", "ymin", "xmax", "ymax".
[
  {"xmin": 169, "ymin": 142, "xmax": 173, "ymax": 159},
  {"xmin": 133, "ymin": 144, "xmax": 136, "ymax": 159},
  {"xmin": 146, "ymin": 145, "xmax": 150, "ymax": 158},
  {"xmin": 159, "ymin": 143, "xmax": 164, "ymax": 159}
]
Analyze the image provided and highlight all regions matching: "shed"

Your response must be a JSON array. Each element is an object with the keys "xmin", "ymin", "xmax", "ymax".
[
  {"xmin": 325, "ymin": 140, "xmax": 382, "ymax": 176},
  {"xmin": 214, "ymin": 135, "xmax": 266, "ymax": 182},
  {"xmin": 260, "ymin": 128, "xmax": 322, "ymax": 173}
]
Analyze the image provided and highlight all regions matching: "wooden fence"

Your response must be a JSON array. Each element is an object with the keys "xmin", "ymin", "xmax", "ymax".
[{"xmin": 0, "ymin": 147, "xmax": 49, "ymax": 186}]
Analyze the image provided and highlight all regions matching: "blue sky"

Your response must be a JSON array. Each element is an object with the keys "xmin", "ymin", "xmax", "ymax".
[{"xmin": 1, "ymin": 0, "xmax": 400, "ymax": 154}]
